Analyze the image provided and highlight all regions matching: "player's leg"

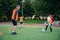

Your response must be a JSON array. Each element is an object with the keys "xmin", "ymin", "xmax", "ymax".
[
  {"xmin": 49, "ymin": 23, "xmax": 52, "ymax": 32},
  {"xmin": 50, "ymin": 24, "xmax": 52, "ymax": 32},
  {"xmin": 12, "ymin": 20, "xmax": 17, "ymax": 35},
  {"xmin": 50, "ymin": 27, "xmax": 52, "ymax": 32},
  {"xmin": 19, "ymin": 22, "xmax": 23, "ymax": 29},
  {"xmin": 45, "ymin": 25, "xmax": 48, "ymax": 30},
  {"xmin": 21, "ymin": 22, "xmax": 23, "ymax": 27},
  {"xmin": 45, "ymin": 22, "xmax": 48, "ymax": 30}
]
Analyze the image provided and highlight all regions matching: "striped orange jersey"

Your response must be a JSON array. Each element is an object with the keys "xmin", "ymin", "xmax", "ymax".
[
  {"xmin": 11, "ymin": 9, "xmax": 18, "ymax": 20},
  {"xmin": 49, "ymin": 16, "xmax": 54, "ymax": 24}
]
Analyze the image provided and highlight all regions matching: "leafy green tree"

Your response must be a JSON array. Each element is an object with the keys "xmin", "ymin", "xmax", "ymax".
[{"xmin": 31, "ymin": 0, "xmax": 60, "ymax": 16}]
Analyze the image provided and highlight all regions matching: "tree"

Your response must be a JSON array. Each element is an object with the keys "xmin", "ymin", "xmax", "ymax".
[
  {"xmin": 0, "ymin": 0, "xmax": 21, "ymax": 21},
  {"xmin": 23, "ymin": 0, "xmax": 35, "ymax": 17},
  {"xmin": 31, "ymin": 0, "xmax": 60, "ymax": 16}
]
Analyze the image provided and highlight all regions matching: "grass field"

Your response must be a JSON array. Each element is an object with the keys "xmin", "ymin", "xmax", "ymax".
[{"xmin": 0, "ymin": 25, "xmax": 60, "ymax": 40}]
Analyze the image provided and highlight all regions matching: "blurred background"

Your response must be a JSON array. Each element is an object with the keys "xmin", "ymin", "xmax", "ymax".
[{"xmin": 0, "ymin": 0, "xmax": 60, "ymax": 22}]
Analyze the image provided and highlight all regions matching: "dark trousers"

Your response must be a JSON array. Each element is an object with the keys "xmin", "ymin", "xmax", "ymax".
[{"xmin": 45, "ymin": 25, "xmax": 52, "ymax": 32}]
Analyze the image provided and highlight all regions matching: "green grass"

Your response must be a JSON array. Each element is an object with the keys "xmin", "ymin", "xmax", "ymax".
[
  {"xmin": 0, "ymin": 25, "xmax": 60, "ymax": 40},
  {"xmin": 23, "ymin": 19, "xmax": 46, "ymax": 24},
  {"xmin": 1, "ymin": 19, "xmax": 46, "ymax": 24}
]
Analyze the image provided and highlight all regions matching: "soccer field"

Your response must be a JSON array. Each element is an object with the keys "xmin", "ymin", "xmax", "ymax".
[{"xmin": 0, "ymin": 25, "xmax": 60, "ymax": 40}]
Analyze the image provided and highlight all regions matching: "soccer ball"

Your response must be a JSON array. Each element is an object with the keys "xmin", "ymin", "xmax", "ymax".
[
  {"xmin": 41, "ymin": 29, "xmax": 45, "ymax": 32},
  {"xmin": 0, "ymin": 32, "xmax": 2, "ymax": 36}
]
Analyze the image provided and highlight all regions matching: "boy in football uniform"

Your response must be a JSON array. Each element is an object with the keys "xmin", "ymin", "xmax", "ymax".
[
  {"xmin": 11, "ymin": 5, "xmax": 20, "ymax": 35},
  {"xmin": 45, "ymin": 15, "xmax": 54, "ymax": 32},
  {"xmin": 19, "ymin": 16, "xmax": 24, "ymax": 28}
]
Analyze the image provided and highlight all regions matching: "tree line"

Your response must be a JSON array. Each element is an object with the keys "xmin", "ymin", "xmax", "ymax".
[{"xmin": 0, "ymin": 0, "xmax": 60, "ymax": 21}]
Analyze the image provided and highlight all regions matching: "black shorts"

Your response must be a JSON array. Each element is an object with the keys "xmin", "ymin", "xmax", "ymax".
[
  {"xmin": 12, "ymin": 20, "xmax": 17, "ymax": 26},
  {"xmin": 20, "ymin": 22, "xmax": 23, "ymax": 24}
]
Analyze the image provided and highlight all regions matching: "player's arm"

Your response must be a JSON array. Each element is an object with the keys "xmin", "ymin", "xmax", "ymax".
[{"xmin": 16, "ymin": 13, "xmax": 18, "ymax": 21}]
